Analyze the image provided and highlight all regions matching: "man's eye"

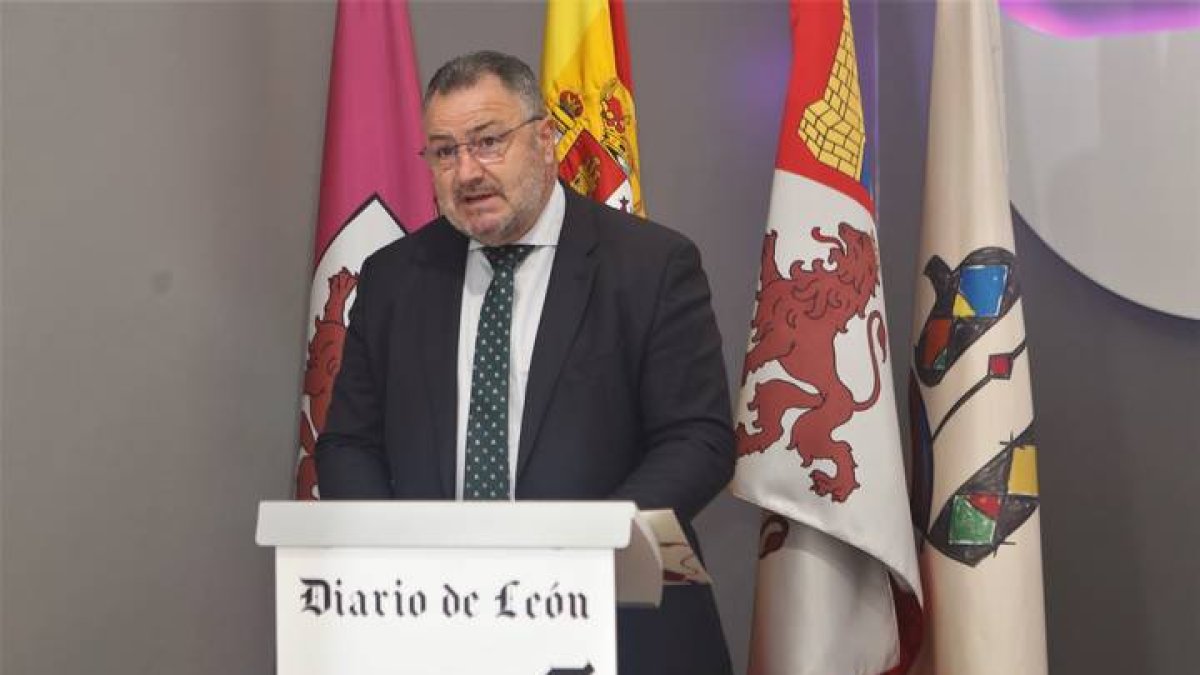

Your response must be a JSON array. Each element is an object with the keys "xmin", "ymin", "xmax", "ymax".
[
  {"xmin": 432, "ymin": 146, "xmax": 456, "ymax": 160},
  {"xmin": 476, "ymin": 135, "xmax": 501, "ymax": 149}
]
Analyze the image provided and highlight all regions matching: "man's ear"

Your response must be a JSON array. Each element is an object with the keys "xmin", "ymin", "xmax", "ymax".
[{"xmin": 538, "ymin": 117, "xmax": 556, "ymax": 162}]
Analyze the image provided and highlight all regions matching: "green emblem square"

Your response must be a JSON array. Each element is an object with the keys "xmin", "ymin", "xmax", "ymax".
[{"xmin": 948, "ymin": 495, "xmax": 996, "ymax": 546}]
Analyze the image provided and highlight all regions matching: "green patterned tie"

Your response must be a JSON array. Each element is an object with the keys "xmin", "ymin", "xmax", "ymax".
[{"xmin": 464, "ymin": 245, "xmax": 534, "ymax": 500}]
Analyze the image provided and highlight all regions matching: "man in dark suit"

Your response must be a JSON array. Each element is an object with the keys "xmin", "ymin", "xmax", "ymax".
[{"xmin": 316, "ymin": 50, "xmax": 734, "ymax": 675}]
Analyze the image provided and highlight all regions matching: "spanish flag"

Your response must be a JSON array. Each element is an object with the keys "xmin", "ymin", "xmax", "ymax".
[{"xmin": 542, "ymin": 0, "xmax": 644, "ymax": 216}]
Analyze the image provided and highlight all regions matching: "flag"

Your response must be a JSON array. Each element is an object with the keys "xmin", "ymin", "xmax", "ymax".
[
  {"xmin": 541, "ymin": 0, "xmax": 644, "ymax": 215},
  {"xmin": 907, "ymin": 0, "xmax": 1048, "ymax": 672},
  {"xmin": 731, "ymin": 1, "xmax": 922, "ymax": 673},
  {"xmin": 293, "ymin": 0, "xmax": 435, "ymax": 500}
]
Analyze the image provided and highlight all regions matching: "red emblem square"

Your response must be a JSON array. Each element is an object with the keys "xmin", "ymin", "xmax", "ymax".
[
  {"xmin": 988, "ymin": 353, "xmax": 1014, "ymax": 379},
  {"xmin": 921, "ymin": 318, "xmax": 952, "ymax": 368}
]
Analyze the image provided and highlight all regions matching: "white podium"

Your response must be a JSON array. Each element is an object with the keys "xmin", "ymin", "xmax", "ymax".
[{"xmin": 256, "ymin": 501, "xmax": 665, "ymax": 675}]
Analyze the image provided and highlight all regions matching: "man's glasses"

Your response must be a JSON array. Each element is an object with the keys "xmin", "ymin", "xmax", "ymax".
[{"xmin": 420, "ymin": 117, "xmax": 544, "ymax": 169}]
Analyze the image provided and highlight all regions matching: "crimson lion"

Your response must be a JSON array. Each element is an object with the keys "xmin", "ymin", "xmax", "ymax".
[
  {"xmin": 295, "ymin": 267, "xmax": 358, "ymax": 500},
  {"xmin": 737, "ymin": 223, "xmax": 888, "ymax": 502}
]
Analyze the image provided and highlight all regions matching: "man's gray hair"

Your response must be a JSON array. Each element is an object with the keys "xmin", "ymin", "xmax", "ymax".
[{"xmin": 424, "ymin": 50, "xmax": 546, "ymax": 118}]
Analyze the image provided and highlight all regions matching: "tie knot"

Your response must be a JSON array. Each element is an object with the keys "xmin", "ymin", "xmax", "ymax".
[{"xmin": 483, "ymin": 245, "xmax": 534, "ymax": 272}]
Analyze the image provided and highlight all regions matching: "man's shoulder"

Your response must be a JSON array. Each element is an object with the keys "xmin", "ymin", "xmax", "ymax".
[
  {"xmin": 569, "ymin": 190, "xmax": 694, "ymax": 256},
  {"xmin": 361, "ymin": 216, "xmax": 460, "ymax": 275}
]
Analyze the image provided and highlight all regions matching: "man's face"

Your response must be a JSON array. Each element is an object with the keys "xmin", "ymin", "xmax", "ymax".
[{"xmin": 423, "ymin": 74, "xmax": 556, "ymax": 246}]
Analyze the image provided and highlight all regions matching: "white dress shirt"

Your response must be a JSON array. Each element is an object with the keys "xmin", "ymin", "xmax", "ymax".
[{"xmin": 454, "ymin": 182, "xmax": 565, "ymax": 499}]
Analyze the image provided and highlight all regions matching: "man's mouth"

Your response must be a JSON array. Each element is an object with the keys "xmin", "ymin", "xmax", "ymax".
[{"xmin": 460, "ymin": 191, "xmax": 499, "ymax": 206}]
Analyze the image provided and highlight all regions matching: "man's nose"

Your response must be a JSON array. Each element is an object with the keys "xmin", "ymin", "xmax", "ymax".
[{"xmin": 451, "ymin": 146, "xmax": 485, "ymax": 182}]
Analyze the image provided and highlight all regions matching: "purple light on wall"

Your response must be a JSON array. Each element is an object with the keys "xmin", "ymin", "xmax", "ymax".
[{"xmin": 1001, "ymin": 0, "xmax": 1200, "ymax": 37}]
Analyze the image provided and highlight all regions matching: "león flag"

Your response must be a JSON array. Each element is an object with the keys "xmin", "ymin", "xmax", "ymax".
[{"xmin": 731, "ymin": 1, "xmax": 922, "ymax": 673}]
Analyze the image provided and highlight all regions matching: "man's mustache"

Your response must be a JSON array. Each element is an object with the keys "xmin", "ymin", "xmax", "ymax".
[{"xmin": 455, "ymin": 183, "xmax": 500, "ymax": 201}]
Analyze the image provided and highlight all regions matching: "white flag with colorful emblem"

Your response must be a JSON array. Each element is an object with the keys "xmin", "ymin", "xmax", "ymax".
[
  {"xmin": 907, "ymin": 0, "xmax": 1048, "ymax": 672},
  {"xmin": 731, "ymin": 1, "xmax": 922, "ymax": 673}
]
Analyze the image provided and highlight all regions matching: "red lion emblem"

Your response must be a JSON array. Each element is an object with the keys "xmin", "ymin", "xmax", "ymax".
[
  {"xmin": 736, "ymin": 224, "xmax": 888, "ymax": 502},
  {"xmin": 295, "ymin": 267, "xmax": 358, "ymax": 499}
]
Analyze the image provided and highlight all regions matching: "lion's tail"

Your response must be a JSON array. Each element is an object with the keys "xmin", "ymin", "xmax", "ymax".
[{"xmin": 854, "ymin": 310, "xmax": 888, "ymax": 412}]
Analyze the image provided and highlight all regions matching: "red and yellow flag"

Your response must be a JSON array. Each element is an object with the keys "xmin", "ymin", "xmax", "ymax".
[{"xmin": 542, "ymin": 0, "xmax": 644, "ymax": 215}]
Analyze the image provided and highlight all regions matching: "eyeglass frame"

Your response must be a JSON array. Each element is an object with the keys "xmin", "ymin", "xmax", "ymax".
[{"xmin": 418, "ymin": 116, "xmax": 545, "ymax": 169}]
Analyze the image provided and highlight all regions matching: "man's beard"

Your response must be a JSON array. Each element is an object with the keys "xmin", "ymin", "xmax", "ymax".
[{"xmin": 442, "ymin": 166, "xmax": 550, "ymax": 245}]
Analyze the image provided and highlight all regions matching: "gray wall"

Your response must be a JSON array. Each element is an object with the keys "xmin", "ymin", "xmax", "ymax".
[
  {"xmin": 1, "ymin": 1, "xmax": 1196, "ymax": 674},
  {"xmin": 1, "ymin": 3, "xmax": 328, "ymax": 672}
]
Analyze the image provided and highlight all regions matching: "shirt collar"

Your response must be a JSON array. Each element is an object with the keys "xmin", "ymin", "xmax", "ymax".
[{"xmin": 468, "ymin": 182, "xmax": 565, "ymax": 251}]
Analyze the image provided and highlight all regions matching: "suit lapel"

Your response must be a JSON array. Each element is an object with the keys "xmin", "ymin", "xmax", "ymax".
[
  {"xmin": 415, "ymin": 220, "xmax": 467, "ymax": 499},
  {"xmin": 517, "ymin": 192, "xmax": 598, "ymax": 480}
]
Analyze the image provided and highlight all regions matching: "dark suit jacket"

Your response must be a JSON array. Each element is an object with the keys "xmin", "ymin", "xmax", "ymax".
[{"xmin": 316, "ymin": 188, "xmax": 735, "ymax": 674}]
